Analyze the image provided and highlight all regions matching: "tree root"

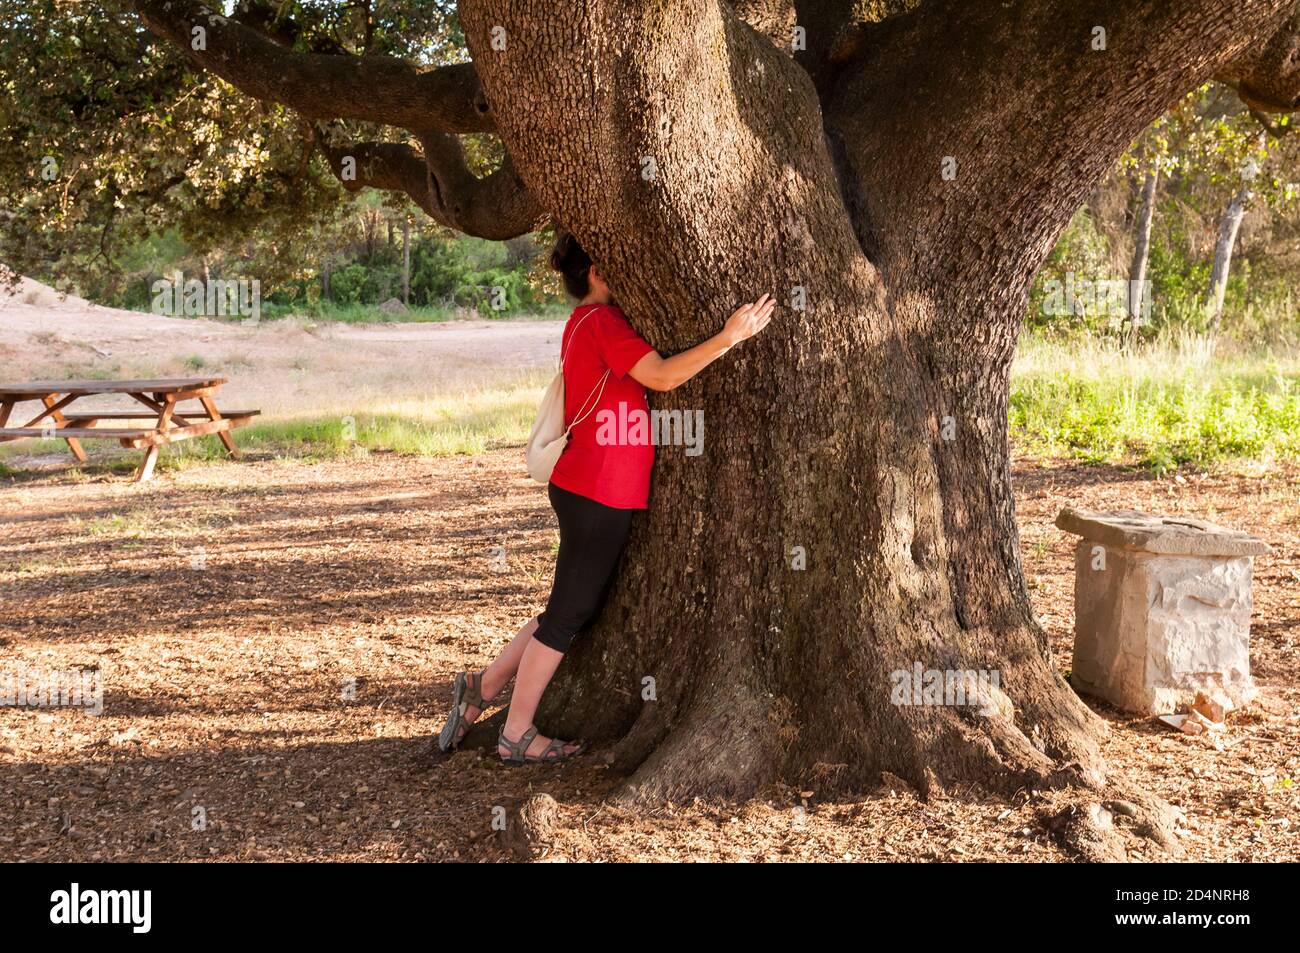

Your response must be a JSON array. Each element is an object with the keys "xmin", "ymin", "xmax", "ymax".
[
  {"xmin": 434, "ymin": 672, "xmax": 1183, "ymax": 863},
  {"xmin": 612, "ymin": 680, "xmax": 779, "ymax": 805},
  {"xmin": 1043, "ymin": 787, "xmax": 1186, "ymax": 862},
  {"xmin": 502, "ymin": 793, "xmax": 560, "ymax": 861}
]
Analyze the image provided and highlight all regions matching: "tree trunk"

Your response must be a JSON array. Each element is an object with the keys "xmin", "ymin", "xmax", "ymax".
[
  {"xmin": 1127, "ymin": 164, "xmax": 1160, "ymax": 346},
  {"xmin": 1206, "ymin": 185, "xmax": 1251, "ymax": 332},
  {"xmin": 322, "ymin": 257, "xmax": 332, "ymax": 301},
  {"xmin": 458, "ymin": 0, "xmax": 1106, "ymax": 801},
  {"xmin": 402, "ymin": 218, "xmax": 411, "ymax": 305}
]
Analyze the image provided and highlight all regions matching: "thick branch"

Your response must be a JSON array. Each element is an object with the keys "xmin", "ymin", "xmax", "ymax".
[
  {"xmin": 132, "ymin": 0, "xmax": 494, "ymax": 133},
  {"xmin": 316, "ymin": 132, "xmax": 544, "ymax": 240},
  {"xmin": 823, "ymin": 0, "xmax": 1300, "ymax": 296},
  {"xmin": 1216, "ymin": 10, "xmax": 1300, "ymax": 113},
  {"xmin": 317, "ymin": 136, "xmax": 431, "ymax": 207},
  {"xmin": 791, "ymin": 0, "xmax": 916, "ymax": 77},
  {"xmin": 813, "ymin": 0, "xmax": 1299, "ymax": 644}
]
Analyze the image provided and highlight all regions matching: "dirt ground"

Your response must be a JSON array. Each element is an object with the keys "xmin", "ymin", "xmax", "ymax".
[
  {"xmin": 0, "ymin": 276, "xmax": 561, "ymax": 415},
  {"xmin": 0, "ymin": 448, "xmax": 1296, "ymax": 862}
]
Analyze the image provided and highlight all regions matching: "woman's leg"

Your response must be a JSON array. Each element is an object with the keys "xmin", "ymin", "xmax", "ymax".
[
  {"xmin": 499, "ymin": 484, "xmax": 633, "ymax": 759},
  {"xmin": 439, "ymin": 615, "xmax": 538, "ymax": 749},
  {"xmin": 480, "ymin": 615, "xmax": 539, "ymax": 701},
  {"xmin": 501, "ymin": 638, "xmax": 565, "ymax": 743}
]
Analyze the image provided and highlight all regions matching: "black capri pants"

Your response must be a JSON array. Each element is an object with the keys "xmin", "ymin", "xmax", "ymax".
[{"xmin": 533, "ymin": 482, "xmax": 634, "ymax": 654}]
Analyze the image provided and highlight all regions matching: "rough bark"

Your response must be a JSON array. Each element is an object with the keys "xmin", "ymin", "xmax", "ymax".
[
  {"xmin": 1216, "ymin": 9, "xmax": 1300, "ymax": 112},
  {"xmin": 402, "ymin": 218, "xmax": 411, "ymax": 306}
]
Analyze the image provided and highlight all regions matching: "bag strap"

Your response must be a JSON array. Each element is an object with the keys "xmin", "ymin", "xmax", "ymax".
[
  {"xmin": 560, "ymin": 304, "xmax": 603, "ymax": 368},
  {"xmin": 560, "ymin": 304, "xmax": 612, "ymax": 435},
  {"xmin": 565, "ymin": 368, "xmax": 611, "ymax": 436}
]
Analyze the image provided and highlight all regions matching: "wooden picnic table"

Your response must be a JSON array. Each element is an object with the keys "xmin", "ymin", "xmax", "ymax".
[{"xmin": 0, "ymin": 377, "xmax": 259, "ymax": 481}]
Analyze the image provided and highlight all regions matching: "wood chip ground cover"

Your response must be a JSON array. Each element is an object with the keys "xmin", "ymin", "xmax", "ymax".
[{"xmin": 0, "ymin": 451, "xmax": 1295, "ymax": 861}]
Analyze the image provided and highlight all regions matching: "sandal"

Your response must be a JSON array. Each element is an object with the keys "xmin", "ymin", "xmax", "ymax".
[
  {"xmin": 437, "ymin": 670, "xmax": 507, "ymax": 752},
  {"xmin": 498, "ymin": 726, "xmax": 583, "ymax": 765}
]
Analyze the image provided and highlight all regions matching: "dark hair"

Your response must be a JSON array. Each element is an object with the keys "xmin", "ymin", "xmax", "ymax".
[{"xmin": 550, "ymin": 232, "xmax": 593, "ymax": 299}]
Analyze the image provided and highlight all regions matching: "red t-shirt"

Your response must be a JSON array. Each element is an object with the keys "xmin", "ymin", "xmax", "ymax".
[{"xmin": 548, "ymin": 304, "xmax": 656, "ymax": 509}]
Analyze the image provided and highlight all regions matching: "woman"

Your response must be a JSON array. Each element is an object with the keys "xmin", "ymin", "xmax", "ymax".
[{"xmin": 437, "ymin": 233, "xmax": 774, "ymax": 764}]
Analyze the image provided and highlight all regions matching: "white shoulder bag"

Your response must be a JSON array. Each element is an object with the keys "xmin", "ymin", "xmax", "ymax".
[{"xmin": 525, "ymin": 306, "xmax": 611, "ymax": 484}]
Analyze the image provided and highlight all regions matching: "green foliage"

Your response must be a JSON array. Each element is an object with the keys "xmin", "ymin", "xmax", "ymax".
[
  {"xmin": 1147, "ymin": 228, "xmax": 1212, "ymax": 304},
  {"xmin": 1027, "ymin": 209, "xmax": 1118, "ymax": 335},
  {"xmin": 1028, "ymin": 83, "xmax": 1300, "ymax": 346},
  {"xmin": 328, "ymin": 262, "xmax": 384, "ymax": 305},
  {"xmin": 1010, "ymin": 335, "xmax": 1300, "ymax": 470},
  {"xmin": 0, "ymin": 0, "xmax": 464, "ymax": 297},
  {"xmin": 96, "ymin": 200, "xmax": 566, "ymax": 319},
  {"xmin": 3, "ymin": 2, "xmax": 1295, "ymax": 350}
]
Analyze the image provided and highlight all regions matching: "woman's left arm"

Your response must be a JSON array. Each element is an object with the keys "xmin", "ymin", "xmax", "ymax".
[{"xmin": 628, "ymin": 294, "xmax": 775, "ymax": 392}]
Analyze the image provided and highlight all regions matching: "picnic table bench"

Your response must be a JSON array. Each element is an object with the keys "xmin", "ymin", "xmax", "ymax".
[{"xmin": 0, "ymin": 377, "xmax": 259, "ymax": 482}]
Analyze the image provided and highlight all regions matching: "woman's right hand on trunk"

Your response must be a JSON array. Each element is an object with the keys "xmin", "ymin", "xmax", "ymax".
[{"xmin": 722, "ymin": 294, "xmax": 776, "ymax": 347}]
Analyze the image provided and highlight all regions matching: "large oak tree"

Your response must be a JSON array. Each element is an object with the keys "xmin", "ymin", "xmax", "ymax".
[{"xmin": 13, "ymin": 0, "xmax": 1300, "ymax": 854}]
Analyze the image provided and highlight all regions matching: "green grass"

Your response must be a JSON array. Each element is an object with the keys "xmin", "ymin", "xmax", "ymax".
[
  {"xmin": 1010, "ymin": 333, "xmax": 1300, "ymax": 470},
  {"xmin": 66, "ymin": 510, "xmax": 173, "ymax": 539},
  {"xmin": 0, "ymin": 380, "xmax": 546, "ymax": 476},
  {"xmin": 3, "ymin": 337, "xmax": 1296, "ymax": 477},
  {"xmin": 146, "ymin": 379, "xmax": 548, "ymax": 468},
  {"xmin": 261, "ymin": 301, "xmax": 458, "ymax": 324},
  {"xmin": 253, "ymin": 386, "xmax": 542, "ymax": 457},
  {"xmin": 63, "ymin": 502, "xmax": 239, "ymax": 539}
]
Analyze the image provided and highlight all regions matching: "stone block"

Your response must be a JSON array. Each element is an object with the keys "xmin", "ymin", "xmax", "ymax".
[{"xmin": 1057, "ymin": 509, "xmax": 1266, "ymax": 715}]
